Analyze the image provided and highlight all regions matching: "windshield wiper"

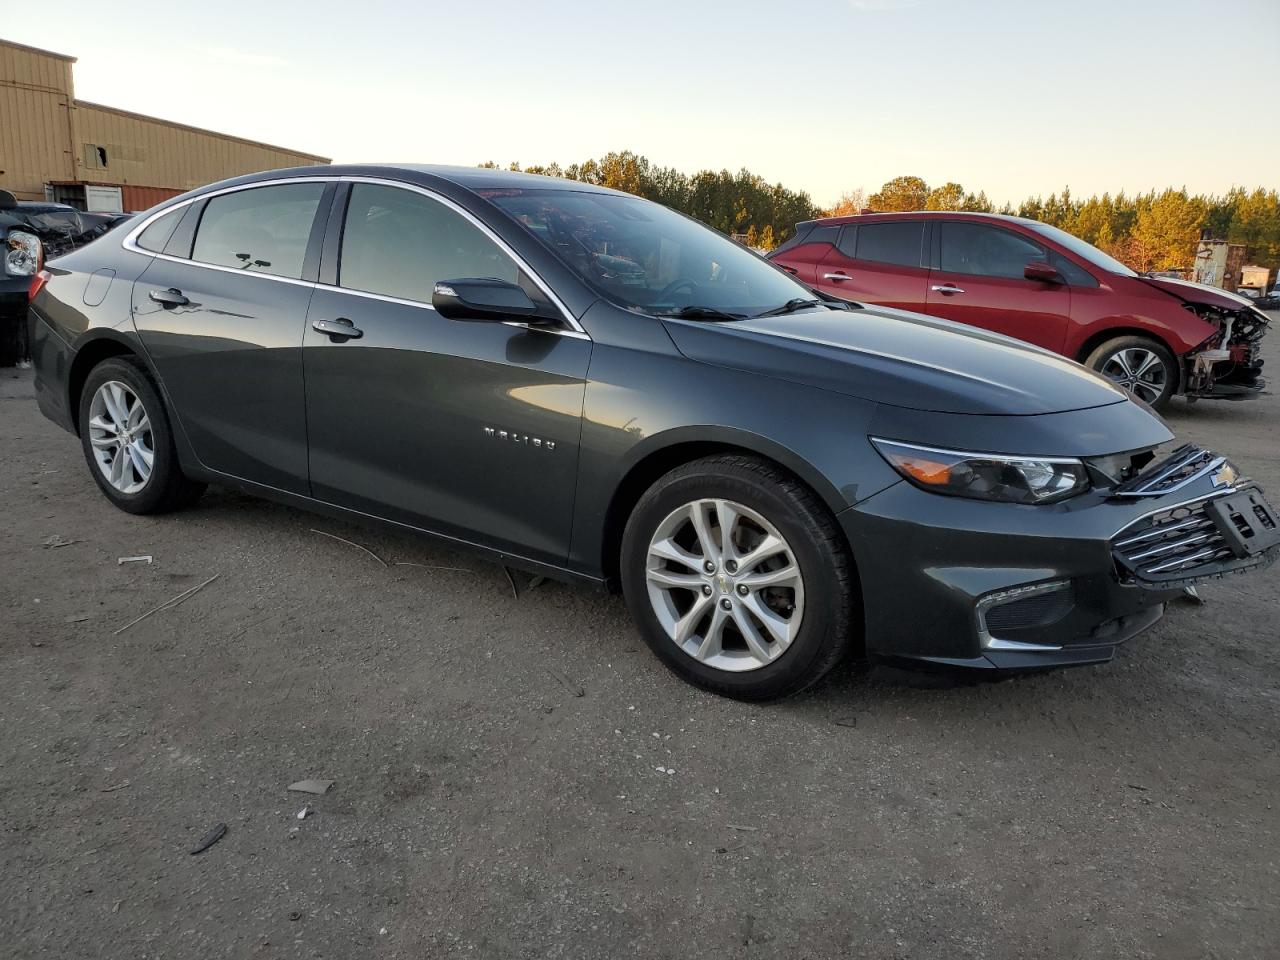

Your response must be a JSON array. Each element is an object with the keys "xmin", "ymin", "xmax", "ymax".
[
  {"xmin": 657, "ymin": 305, "xmax": 748, "ymax": 322},
  {"xmin": 752, "ymin": 298, "xmax": 823, "ymax": 319}
]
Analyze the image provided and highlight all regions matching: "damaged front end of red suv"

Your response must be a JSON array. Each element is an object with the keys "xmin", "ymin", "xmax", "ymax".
[{"xmin": 1141, "ymin": 276, "xmax": 1271, "ymax": 401}]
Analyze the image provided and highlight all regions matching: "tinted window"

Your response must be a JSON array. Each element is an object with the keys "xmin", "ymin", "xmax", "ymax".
[
  {"xmin": 135, "ymin": 207, "xmax": 184, "ymax": 253},
  {"xmin": 487, "ymin": 189, "xmax": 815, "ymax": 318},
  {"xmin": 836, "ymin": 225, "xmax": 858, "ymax": 257},
  {"xmin": 1049, "ymin": 250, "xmax": 1098, "ymax": 287},
  {"xmin": 939, "ymin": 222, "xmax": 1045, "ymax": 279},
  {"xmin": 192, "ymin": 183, "xmax": 324, "ymax": 279},
  {"xmin": 339, "ymin": 183, "xmax": 518, "ymax": 303},
  {"xmin": 856, "ymin": 221, "xmax": 923, "ymax": 267}
]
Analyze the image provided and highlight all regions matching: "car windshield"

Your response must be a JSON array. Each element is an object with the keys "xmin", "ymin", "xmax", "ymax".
[
  {"xmin": 484, "ymin": 188, "xmax": 818, "ymax": 318},
  {"xmin": 1025, "ymin": 221, "xmax": 1138, "ymax": 278}
]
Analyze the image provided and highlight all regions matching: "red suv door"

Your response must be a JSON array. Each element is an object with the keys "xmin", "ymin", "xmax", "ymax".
[
  {"xmin": 813, "ymin": 219, "xmax": 928, "ymax": 311},
  {"xmin": 926, "ymin": 220, "xmax": 1071, "ymax": 352}
]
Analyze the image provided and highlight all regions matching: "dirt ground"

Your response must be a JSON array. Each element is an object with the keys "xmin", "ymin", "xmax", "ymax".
[{"xmin": 2, "ymin": 322, "xmax": 1278, "ymax": 959}]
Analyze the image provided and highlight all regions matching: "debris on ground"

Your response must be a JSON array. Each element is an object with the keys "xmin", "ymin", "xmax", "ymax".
[
  {"xmin": 727, "ymin": 824, "xmax": 759, "ymax": 832},
  {"xmin": 287, "ymin": 779, "xmax": 335, "ymax": 795},
  {"xmin": 548, "ymin": 667, "xmax": 585, "ymax": 698},
  {"xmin": 189, "ymin": 822, "xmax": 227, "ymax": 855},
  {"xmin": 100, "ymin": 780, "xmax": 130, "ymax": 793},
  {"xmin": 112, "ymin": 573, "xmax": 220, "ymax": 636},
  {"xmin": 42, "ymin": 535, "xmax": 82, "ymax": 548},
  {"xmin": 834, "ymin": 717, "xmax": 858, "ymax": 728},
  {"xmin": 296, "ymin": 806, "xmax": 313, "ymax": 820},
  {"xmin": 392, "ymin": 561, "xmax": 474, "ymax": 573},
  {"xmin": 310, "ymin": 528, "xmax": 387, "ymax": 566},
  {"xmin": 502, "ymin": 566, "xmax": 519, "ymax": 599},
  {"xmin": 117, "ymin": 555, "xmax": 153, "ymax": 565}
]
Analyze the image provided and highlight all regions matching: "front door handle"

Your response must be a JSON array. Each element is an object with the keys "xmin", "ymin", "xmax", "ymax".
[
  {"xmin": 312, "ymin": 317, "xmax": 363, "ymax": 341},
  {"xmin": 149, "ymin": 287, "xmax": 189, "ymax": 307},
  {"xmin": 822, "ymin": 272, "xmax": 853, "ymax": 282},
  {"xmin": 931, "ymin": 284, "xmax": 965, "ymax": 295}
]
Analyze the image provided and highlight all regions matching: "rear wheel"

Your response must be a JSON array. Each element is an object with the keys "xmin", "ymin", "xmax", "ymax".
[
  {"xmin": 620, "ymin": 454, "xmax": 857, "ymax": 700},
  {"xmin": 1085, "ymin": 335, "xmax": 1178, "ymax": 409},
  {"xmin": 78, "ymin": 356, "xmax": 205, "ymax": 514}
]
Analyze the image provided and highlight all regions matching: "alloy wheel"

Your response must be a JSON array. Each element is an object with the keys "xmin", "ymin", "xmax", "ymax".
[
  {"xmin": 645, "ymin": 498, "xmax": 805, "ymax": 672},
  {"xmin": 1100, "ymin": 347, "xmax": 1167, "ymax": 404},
  {"xmin": 87, "ymin": 380, "xmax": 154, "ymax": 494}
]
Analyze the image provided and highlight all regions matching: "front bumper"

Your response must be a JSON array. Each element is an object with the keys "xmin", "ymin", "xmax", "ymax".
[{"xmin": 842, "ymin": 451, "xmax": 1277, "ymax": 670}]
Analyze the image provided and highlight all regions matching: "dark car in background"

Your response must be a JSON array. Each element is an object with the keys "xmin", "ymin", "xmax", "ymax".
[
  {"xmin": 769, "ymin": 211, "xmax": 1270, "ymax": 409},
  {"xmin": 26, "ymin": 166, "xmax": 1280, "ymax": 699},
  {"xmin": 2, "ymin": 189, "xmax": 133, "ymax": 365}
]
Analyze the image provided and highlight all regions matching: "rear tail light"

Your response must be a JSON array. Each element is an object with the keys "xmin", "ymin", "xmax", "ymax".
[{"xmin": 29, "ymin": 269, "xmax": 51, "ymax": 302}]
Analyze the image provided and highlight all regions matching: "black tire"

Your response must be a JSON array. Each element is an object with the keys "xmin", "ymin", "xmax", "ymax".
[
  {"xmin": 620, "ymin": 454, "xmax": 858, "ymax": 700},
  {"xmin": 1085, "ymin": 335, "xmax": 1178, "ymax": 410},
  {"xmin": 77, "ymin": 355, "xmax": 206, "ymax": 514}
]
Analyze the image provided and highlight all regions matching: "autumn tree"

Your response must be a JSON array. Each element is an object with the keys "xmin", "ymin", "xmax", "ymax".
[
  {"xmin": 868, "ymin": 176, "xmax": 930, "ymax": 212},
  {"xmin": 1130, "ymin": 189, "xmax": 1207, "ymax": 272},
  {"xmin": 824, "ymin": 189, "xmax": 866, "ymax": 218},
  {"xmin": 924, "ymin": 182, "xmax": 965, "ymax": 211}
]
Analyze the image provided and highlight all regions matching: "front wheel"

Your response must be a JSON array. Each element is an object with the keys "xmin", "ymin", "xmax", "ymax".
[
  {"xmin": 620, "ymin": 454, "xmax": 858, "ymax": 700},
  {"xmin": 1085, "ymin": 335, "xmax": 1178, "ymax": 410},
  {"xmin": 78, "ymin": 356, "xmax": 206, "ymax": 514}
]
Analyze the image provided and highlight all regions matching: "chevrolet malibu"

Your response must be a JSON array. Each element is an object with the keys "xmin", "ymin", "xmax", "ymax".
[{"xmin": 27, "ymin": 166, "xmax": 1280, "ymax": 699}]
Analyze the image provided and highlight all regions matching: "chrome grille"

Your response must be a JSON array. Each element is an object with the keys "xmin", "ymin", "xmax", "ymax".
[
  {"xmin": 1112, "ymin": 498, "xmax": 1235, "ymax": 580},
  {"xmin": 1111, "ymin": 444, "xmax": 1226, "ymax": 499}
]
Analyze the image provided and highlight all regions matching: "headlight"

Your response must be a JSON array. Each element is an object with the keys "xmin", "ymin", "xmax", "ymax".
[
  {"xmin": 5, "ymin": 230, "xmax": 42, "ymax": 277},
  {"xmin": 871, "ymin": 438, "xmax": 1090, "ymax": 504}
]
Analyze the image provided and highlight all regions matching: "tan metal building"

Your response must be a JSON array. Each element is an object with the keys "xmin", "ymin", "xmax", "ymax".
[{"xmin": 1, "ymin": 38, "xmax": 329, "ymax": 211}]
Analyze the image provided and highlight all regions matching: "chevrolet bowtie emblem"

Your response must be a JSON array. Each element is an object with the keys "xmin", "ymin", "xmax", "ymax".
[{"xmin": 1213, "ymin": 463, "xmax": 1238, "ymax": 488}]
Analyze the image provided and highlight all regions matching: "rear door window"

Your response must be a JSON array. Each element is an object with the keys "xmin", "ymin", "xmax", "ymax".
[
  {"xmin": 939, "ymin": 222, "xmax": 1046, "ymax": 279},
  {"xmin": 856, "ymin": 221, "xmax": 924, "ymax": 267},
  {"xmin": 191, "ymin": 183, "xmax": 325, "ymax": 279}
]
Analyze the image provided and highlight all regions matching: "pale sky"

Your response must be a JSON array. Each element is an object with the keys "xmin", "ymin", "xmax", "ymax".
[{"xmin": 6, "ymin": 0, "xmax": 1278, "ymax": 207}]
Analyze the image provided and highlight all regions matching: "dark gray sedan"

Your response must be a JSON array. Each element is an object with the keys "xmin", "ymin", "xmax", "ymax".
[{"xmin": 27, "ymin": 165, "xmax": 1279, "ymax": 699}]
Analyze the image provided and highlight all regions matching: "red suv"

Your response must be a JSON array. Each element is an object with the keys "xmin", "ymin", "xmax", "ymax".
[{"xmin": 768, "ymin": 212, "xmax": 1269, "ymax": 409}]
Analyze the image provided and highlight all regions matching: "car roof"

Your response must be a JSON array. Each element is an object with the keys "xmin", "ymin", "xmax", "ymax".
[
  {"xmin": 811, "ymin": 210, "xmax": 1040, "ymax": 228},
  {"xmin": 206, "ymin": 163, "xmax": 629, "ymax": 198}
]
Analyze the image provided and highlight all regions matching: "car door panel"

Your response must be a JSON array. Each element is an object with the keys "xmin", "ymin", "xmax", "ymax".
[
  {"xmin": 302, "ymin": 181, "xmax": 590, "ymax": 565},
  {"xmin": 926, "ymin": 221, "xmax": 1071, "ymax": 352},
  {"xmin": 132, "ymin": 263, "xmax": 317, "ymax": 493},
  {"xmin": 129, "ymin": 182, "xmax": 329, "ymax": 494},
  {"xmin": 304, "ymin": 289, "xmax": 589, "ymax": 563},
  {"xmin": 813, "ymin": 221, "xmax": 929, "ymax": 310}
]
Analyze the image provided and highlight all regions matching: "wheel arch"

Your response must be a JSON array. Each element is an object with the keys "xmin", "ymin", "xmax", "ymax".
[
  {"xmin": 1073, "ymin": 326, "xmax": 1182, "ymax": 366},
  {"xmin": 598, "ymin": 426, "xmax": 852, "ymax": 590},
  {"xmin": 67, "ymin": 331, "xmax": 141, "ymax": 436}
]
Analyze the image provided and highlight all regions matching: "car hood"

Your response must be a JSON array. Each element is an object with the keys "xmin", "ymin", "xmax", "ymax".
[
  {"xmin": 1138, "ymin": 275, "xmax": 1256, "ymax": 310},
  {"xmin": 663, "ymin": 305, "xmax": 1131, "ymax": 416}
]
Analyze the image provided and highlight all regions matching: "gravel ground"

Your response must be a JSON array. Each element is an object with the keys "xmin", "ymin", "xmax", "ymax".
[{"xmin": 2, "ymin": 323, "xmax": 1278, "ymax": 959}]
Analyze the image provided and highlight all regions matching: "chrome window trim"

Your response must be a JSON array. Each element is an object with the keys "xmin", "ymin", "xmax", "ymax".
[{"xmin": 120, "ymin": 174, "xmax": 590, "ymax": 338}]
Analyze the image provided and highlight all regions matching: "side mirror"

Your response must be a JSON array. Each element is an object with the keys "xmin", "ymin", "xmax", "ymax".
[
  {"xmin": 1024, "ymin": 260, "xmax": 1062, "ymax": 284},
  {"xmin": 432, "ymin": 278, "xmax": 553, "ymax": 324}
]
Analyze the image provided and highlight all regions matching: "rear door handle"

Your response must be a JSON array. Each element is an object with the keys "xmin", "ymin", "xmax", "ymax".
[
  {"xmin": 822, "ymin": 272, "xmax": 853, "ymax": 282},
  {"xmin": 312, "ymin": 317, "xmax": 363, "ymax": 341},
  {"xmin": 149, "ymin": 287, "xmax": 189, "ymax": 307},
  {"xmin": 931, "ymin": 284, "xmax": 965, "ymax": 295}
]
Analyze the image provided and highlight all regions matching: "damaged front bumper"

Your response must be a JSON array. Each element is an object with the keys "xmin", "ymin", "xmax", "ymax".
[
  {"xmin": 1184, "ymin": 306, "xmax": 1270, "ymax": 400},
  {"xmin": 843, "ymin": 444, "xmax": 1279, "ymax": 671}
]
